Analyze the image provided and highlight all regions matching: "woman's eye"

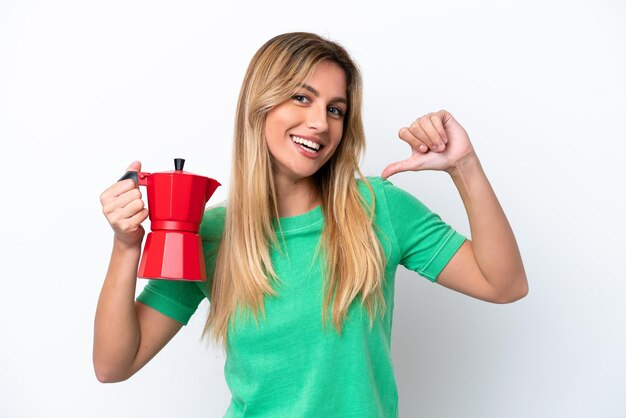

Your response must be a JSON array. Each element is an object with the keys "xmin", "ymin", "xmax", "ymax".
[
  {"xmin": 329, "ymin": 107, "xmax": 345, "ymax": 117},
  {"xmin": 292, "ymin": 94, "xmax": 309, "ymax": 103}
]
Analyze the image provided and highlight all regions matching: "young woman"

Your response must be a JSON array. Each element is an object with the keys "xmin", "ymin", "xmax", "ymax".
[{"xmin": 94, "ymin": 32, "xmax": 528, "ymax": 417}]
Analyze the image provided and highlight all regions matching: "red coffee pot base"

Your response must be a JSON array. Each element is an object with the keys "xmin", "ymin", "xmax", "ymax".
[{"xmin": 138, "ymin": 230, "xmax": 206, "ymax": 282}]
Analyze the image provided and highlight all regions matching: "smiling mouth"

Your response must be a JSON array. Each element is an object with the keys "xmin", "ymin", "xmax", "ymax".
[{"xmin": 291, "ymin": 135, "xmax": 324, "ymax": 153}]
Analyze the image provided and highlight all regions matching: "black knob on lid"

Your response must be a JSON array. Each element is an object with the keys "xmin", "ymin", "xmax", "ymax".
[{"xmin": 174, "ymin": 158, "xmax": 185, "ymax": 171}]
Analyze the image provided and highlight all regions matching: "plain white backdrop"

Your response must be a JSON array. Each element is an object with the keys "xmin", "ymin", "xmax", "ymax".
[{"xmin": 1, "ymin": 0, "xmax": 625, "ymax": 417}]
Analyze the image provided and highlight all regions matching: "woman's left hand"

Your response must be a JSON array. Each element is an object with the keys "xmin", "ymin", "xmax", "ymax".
[{"xmin": 381, "ymin": 110, "xmax": 476, "ymax": 179}]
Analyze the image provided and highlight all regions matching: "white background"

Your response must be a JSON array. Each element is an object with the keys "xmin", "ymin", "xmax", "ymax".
[{"xmin": 1, "ymin": 0, "xmax": 625, "ymax": 417}]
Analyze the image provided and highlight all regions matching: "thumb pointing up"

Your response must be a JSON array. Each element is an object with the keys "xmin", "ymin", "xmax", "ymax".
[{"xmin": 126, "ymin": 160, "xmax": 142, "ymax": 172}]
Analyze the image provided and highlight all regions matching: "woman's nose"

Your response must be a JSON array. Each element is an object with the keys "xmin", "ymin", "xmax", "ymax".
[{"xmin": 306, "ymin": 105, "xmax": 328, "ymax": 133}]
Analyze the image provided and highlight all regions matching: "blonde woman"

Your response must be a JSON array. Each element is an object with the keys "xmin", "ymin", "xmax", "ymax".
[{"xmin": 94, "ymin": 32, "xmax": 528, "ymax": 417}]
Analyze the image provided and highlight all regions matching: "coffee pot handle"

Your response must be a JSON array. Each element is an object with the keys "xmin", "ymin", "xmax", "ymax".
[
  {"xmin": 118, "ymin": 171, "xmax": 149, "ymax": 186},
  {"xmin": 118, "ymin": 171, "xmax": 138, "ymax": 184}
]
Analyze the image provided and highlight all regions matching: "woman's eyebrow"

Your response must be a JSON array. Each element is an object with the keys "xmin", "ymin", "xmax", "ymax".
[{"xmin": 299, "ymin": 83, "xmax": 347, "ymax": 105}]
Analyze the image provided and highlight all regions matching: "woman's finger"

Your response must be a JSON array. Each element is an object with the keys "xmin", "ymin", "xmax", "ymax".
[
  {"xmin": 114, "ymin": 199, "xmax": 146, "ymax": 223},
  {"xmin": 100, "ymin": 179, "xmax": 138, "ymax": 205},
  {"xmin": 127, "ymin": 208, "xmax": 150, "ymax": 226},
  {"xmin": 398, "ymin": 127, "xmax": 429, "ymax": 153},
  {"xmin": 102, "ymin": 187, "xmax": 142, "ymax": 216},
  {"xmin": 407, "ymin": 120, "xmax": 434, "ymax": 150},
  {"xmin": 418, "ymin": 116, "xmax": 445, "ymax": 151},
  {"xmin": 429, "ymin": 113, "xmax": 449, "ymax": 144},
  {"xmin": 118, "ymin": 188, "xmax": 143, "ymax": 210}
]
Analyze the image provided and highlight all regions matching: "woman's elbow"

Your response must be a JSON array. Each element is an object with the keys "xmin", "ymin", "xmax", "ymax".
[
  {"xmin": 93, "ymin": 363, "xmax": 131, "ymax": 384},
  {"xmin": 496, "ymin": 276, "xmax": 529, "ymax": 304}
]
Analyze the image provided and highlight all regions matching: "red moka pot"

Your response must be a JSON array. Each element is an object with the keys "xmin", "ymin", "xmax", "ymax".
[{"xmin": 118, "ymin": 158, "xmax": 221, "ymax": 281}]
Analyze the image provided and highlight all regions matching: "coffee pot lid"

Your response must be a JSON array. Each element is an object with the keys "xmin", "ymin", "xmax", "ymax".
[{"xmin": 156, "ymin": 158, "xmax": 204, "ymax": 177}]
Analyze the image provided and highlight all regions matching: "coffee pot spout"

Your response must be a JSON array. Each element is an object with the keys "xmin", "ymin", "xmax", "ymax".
[{"xmin": 206, "ymin": 178, "xmax": 221, "ymax": 201}]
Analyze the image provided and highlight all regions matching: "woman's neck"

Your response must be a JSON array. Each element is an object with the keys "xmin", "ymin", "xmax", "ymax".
[{"xmin": 273, "ymin": 174, "xmax": 319, "ymax": 218}]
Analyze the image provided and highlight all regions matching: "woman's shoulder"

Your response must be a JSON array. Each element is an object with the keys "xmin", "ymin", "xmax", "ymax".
[
  {"xmin": 355, "ymin": 175, "xmax": 422, "ymax": 211},
  {"xmin": 355, "ymin": 175, "xmax": 396, "ymax": 188},
  {"xmin": 355, "ymin": 175, "xmax": 395, "ymax": 201}
]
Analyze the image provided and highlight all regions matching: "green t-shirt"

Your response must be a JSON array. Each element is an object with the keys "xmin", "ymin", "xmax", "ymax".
[{"xmin": 136, "ymin": 176, "xmax": 466, "ymax": 417}]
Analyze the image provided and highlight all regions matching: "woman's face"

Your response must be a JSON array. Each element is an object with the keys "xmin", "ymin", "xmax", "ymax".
[{"xmin": 265, "ymin": 60, "xmax": 347, "ymax": 184}]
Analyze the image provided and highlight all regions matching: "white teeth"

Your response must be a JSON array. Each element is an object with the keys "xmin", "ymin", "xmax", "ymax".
[{"xmin": 291, "ymin": 135, "xmax": 321, "ymax": 151}]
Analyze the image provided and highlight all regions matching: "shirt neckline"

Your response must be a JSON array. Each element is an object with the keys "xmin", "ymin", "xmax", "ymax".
[{"xmin": 272, "ymin": 205, "xmax": 323, "ymax": 233}]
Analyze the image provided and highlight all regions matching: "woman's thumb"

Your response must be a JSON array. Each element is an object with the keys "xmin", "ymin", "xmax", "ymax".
[
  {"xmin": 126, "ymin": 160, "xmax": 142, "ymax": 172},
  {"xmin": 381, "ymin": 158, "xmax": 417, "ymax": 179}
]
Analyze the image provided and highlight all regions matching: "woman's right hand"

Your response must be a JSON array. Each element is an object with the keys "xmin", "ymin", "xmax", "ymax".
[{"xmin": 100, "ymin": 161, "xmax": 149, "ymax": 249}]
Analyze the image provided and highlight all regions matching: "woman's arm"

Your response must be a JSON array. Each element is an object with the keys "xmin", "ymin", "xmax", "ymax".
[
  {"xmin": 95, "ymin": 166, "xmax": 184, "ymax": 382},
  {"xmin": 436, "ymin": 152, "xmax": 528, "ymax": 303},
  {"xmin": 93, "ymin": 239, "xmax": 184, "ymax": 383},
  {"xmin": 382, "ymin": 110, "xmax": 528, "ymax": 303}
]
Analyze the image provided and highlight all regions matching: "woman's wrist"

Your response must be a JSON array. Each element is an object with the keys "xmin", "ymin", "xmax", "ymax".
[
  {"xmin": 446, "ymin": 151, "xmax": 481, "ymax": 179},
  {"xmin": 112, "ymin": 235, "xmax": 143, "ymax": 254}
]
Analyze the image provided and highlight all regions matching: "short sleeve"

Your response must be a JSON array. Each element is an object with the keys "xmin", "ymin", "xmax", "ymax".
[
  {"xmin": 136, "ymin": 279, "xmax": 206, "ymax": 325},
  {"xmin": 381, "ymin": 178, "xmax": 466, "ymax": 282}
]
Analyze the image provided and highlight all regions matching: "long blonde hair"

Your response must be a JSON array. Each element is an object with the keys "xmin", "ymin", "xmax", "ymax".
[{"xmin": 202, "ymin": 32, "xmax": 386, "ymax": 351}]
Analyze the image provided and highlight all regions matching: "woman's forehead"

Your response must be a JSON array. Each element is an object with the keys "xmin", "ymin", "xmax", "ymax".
[{"xmin": 299, "ymin": 61, "xmax": 348, "ymax": 100}]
